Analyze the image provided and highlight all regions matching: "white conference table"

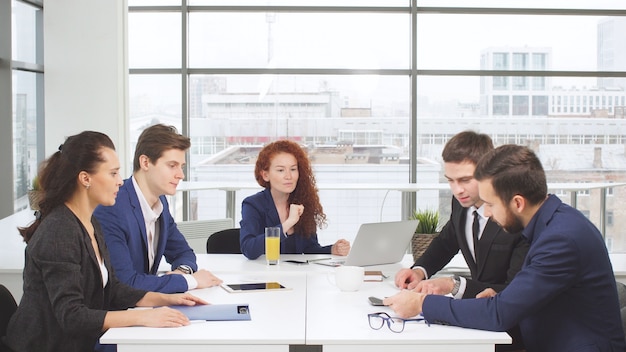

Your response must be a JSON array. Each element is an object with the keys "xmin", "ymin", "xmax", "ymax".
[
  {"xmin": 101, "ymin": 271, "xmax": 307, "ymax": 352},
  {"xmin": 306, "ymin": 274, "xmax": 512, "ymax": 352},
  {"xmin": 101, "ymin": 254, "xmax": 511, "ymax": 352}
]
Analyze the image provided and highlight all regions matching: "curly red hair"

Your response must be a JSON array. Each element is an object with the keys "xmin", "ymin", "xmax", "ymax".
[{"xmin": 255, "ymin": 140, "xmax": 327, "ymax": 237}]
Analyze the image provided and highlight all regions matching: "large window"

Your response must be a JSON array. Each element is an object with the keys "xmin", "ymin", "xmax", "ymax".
[
  {"xmin": 2, "ymin": 0, "xmax": 44, "ymax": 214},
  {"xmin": 128, "ymin": 2, "xmax": 626, "ymax": 252}
]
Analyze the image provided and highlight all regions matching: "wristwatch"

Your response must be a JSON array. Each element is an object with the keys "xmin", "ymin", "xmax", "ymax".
[
  {"xmin": 176, "ymin": 264, "xmax": 193, "ymax": 275},
  {"xmin": 450, "ymin": 275, "xmax": 461, "ymax": 296}
]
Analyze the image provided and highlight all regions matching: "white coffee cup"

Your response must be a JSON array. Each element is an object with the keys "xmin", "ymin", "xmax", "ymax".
[{"xmin": 332, "ymin": 266, "xmax": 364, "ymax": 292}]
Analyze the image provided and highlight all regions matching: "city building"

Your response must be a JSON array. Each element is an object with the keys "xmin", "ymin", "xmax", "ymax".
[
  {"xmin": 598, "ymin": 17, "xmax": 626, "ymax": 90},
  {"xmin": 479, "ymin": 46, "xmax": 551, "ymax": 117}
]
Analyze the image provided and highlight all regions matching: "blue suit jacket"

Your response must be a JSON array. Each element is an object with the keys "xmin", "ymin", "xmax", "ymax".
[
  {"xmin": 94, "ymin": 178, "xmax": 197, "ymax": 293},
  {"xmin": 240, "ymin": 188, "xmax": 331, "ymax": 259},
  {"xmin": 423, "ymin": 195, "xmax": 626, "ymax": 352}
]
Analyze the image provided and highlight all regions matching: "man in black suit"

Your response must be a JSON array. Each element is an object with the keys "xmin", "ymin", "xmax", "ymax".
[
  {"xmin": 395, "ymin": 131, "xmax": 529, "ymax": 351},
  {"xmin": 395, "ymin": 131, "xmax": 529, "ymax": 298}
]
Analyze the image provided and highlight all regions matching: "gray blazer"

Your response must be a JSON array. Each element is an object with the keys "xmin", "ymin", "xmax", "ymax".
[{"xmin": 5, "ymin": 205, "xmax": 147, "ymax": 352}]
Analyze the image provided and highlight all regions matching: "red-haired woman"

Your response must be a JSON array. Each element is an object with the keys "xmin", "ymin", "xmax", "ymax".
[{"xmin": 240, "ymin": 140, "xmax": 350, "ymax": 259}]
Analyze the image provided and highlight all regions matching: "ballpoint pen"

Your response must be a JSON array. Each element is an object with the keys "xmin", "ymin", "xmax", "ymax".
[{"xmin": 306, "ymin": 257, "xmax": 332, "ymax": 263}]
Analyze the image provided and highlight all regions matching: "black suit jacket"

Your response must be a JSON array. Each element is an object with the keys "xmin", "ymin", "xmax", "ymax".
[
  {"xmin": 414, "ymin": 197, "xmax": 529, "ymax": 298},
  {"xmin": 5, "ymin": 205, "xmax": 147, "ymax": 352}
]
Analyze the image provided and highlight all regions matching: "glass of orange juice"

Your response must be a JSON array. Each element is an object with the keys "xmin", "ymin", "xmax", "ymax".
[{"xmin": 265, "ymin": 227, "xmax": 281, "ymax": 265}]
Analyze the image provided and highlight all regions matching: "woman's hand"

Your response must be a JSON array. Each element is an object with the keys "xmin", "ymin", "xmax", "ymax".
[
  {"xmin": 139, "ymin": 306, "xmax": 191, "ymax": 327},
  {"xmin": 137, "ymin": 292, "xmax": 208, "ymax": 308},
  {"xmin": 283, "ymin": 204, "xmax": 304, "ymax": 234},
  {"xmin": 165, "ymin": 292, "xmax": 209, "ymax": 306},
  {"xmin": 104, "ymin": 297, "xmax": 206, "ymax": 330},
  {"xmin": 287, "ymin": 204, "xmax": 304, "ymax": 223},
  {"xmin": 331, "ymin": 239, "xmax": 350, "ymax": 256}
]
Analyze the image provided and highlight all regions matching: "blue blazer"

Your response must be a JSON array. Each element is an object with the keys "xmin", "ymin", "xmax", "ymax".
[
  {"xmin": 240, "ymin": 188, "xmax": 332, "ymax": 259},
  {"xmin": 94, "ymin": 178, "xmax": 197, "ymax": 293},
  {"xmin": 423, "ymin": 195, "xmax": 626, "ymax": 352}
]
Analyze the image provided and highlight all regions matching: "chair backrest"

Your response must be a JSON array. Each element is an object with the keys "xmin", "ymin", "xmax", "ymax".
[
  {"xmin": 177, "ymin": 218, "xmax": 233, "ymax": 254},
  {"xmin": 0, "ymin": 284, "xmax": 17, "ymax": 344},
  {"xmin": 206, "ymin": 228, "xmax": 242, "ymax": 254}
]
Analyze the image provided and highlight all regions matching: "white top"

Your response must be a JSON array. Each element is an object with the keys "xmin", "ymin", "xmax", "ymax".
[
  {"xmin": 100, "ymin": 260, "xmax": 109, "ymax": 288},
  {"xmin": 131, "ymin": 177, "xmax": 197, "ymax": 289},
  {"xmin": 132, "ymin": 176, "xmax": 163, "ymax": 272}
]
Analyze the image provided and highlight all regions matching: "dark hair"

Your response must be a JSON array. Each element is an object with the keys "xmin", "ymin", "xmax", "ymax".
[
  {"xmin": 442, "ymin": 131, "xmax": 494, "ymax": 164},
  {"xmin": 133, "ymin": 124, "xmax": 190, "ymax": 172},
  {"xmin": 254, "ymin": 140, "xmax": 327, "ymax": 237},
  {"xmin": 474, "ymin": 144, "xmax": 547, "ymax": 206},
  {"xmin": 19, "ymin": 131, "xmax": 116, "ymax": 243}
]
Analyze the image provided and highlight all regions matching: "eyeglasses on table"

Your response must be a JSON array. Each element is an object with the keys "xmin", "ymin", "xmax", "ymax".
[{"xmin": 367, "ymin": 312, "xmax": 430, "ymax": 333}]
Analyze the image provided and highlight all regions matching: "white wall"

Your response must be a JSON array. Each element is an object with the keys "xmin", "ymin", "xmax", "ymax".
[{"xmin": 44, "ymin": 0, "xmax": 129, "ymax": 174}]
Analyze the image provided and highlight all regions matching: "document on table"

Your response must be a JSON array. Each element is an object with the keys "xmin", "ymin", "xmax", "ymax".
[{"xmin": 171, "ymin": 304, "xmax": 251, "ymax": 321}]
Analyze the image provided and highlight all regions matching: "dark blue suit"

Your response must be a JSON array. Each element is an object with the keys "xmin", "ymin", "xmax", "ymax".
[
  {"xmin": 94, "ymin": 178, "xmax": 197, "ymax": 293},
  {"xmin": 240, "ymin": 188, "xmax": 331, "ymax": 259},
  {"xmin": 423, "ymin": 195, "xmax": 626, "ymax": 352}
]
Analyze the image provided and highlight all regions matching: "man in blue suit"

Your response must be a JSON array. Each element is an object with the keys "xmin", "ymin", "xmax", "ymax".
[
  {"xmin": 385, "ymin": 145, "xmax": 625, "ymax": 352},
  {"xmin": 94, "ymin": 124, "xmax": 222, "ymax": 294}
]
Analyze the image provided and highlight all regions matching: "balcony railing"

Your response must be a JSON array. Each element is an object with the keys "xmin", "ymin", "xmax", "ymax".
[{"xmin": 174, "ymin": 181, "xmax": 624, "ymax": 242}]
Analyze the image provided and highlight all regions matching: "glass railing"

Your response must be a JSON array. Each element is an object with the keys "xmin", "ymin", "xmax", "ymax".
[{"xmin": 172, "ymin": 181, "xmax": 626, "ymax": 253}]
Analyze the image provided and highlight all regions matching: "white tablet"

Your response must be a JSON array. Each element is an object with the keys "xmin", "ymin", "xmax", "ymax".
[{"xmin": 220, "ymin": 282, "xmax": 290, "ymax": 293}]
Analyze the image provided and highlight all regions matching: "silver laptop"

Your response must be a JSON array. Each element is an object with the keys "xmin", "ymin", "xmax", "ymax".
[{"xmin": 317, "ymin": 220, "xmax": 419, "ymax": 267}]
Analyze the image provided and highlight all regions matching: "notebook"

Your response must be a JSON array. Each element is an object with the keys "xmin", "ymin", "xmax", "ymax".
[{"xmin": 317, "ymin": 220, "xmax": 419, "ymax": 267}]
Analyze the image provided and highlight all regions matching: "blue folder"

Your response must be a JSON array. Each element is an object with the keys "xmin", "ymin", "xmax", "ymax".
[{"xmin": 171, "ymin": 304, "xmax": 251, "ymax": 321}]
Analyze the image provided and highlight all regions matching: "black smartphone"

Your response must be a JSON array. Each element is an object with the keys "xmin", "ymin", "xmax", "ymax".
[
  {"xmin": 368, "ymin": 296, "xmax": 385, "ymax": 306},
  {"xmin": 283, "ymin": 259, "xmax": 309, "ymax": 265}
]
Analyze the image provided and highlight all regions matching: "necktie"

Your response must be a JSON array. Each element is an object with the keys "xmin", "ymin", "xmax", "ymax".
[{"xmin": 472, "ymin": 210, "xmax": 480, "ymax": 259}]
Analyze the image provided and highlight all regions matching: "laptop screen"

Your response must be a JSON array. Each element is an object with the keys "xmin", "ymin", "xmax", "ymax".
[{"xmin": 317, "ymin": 220, "xmax": 419, "ymax": 267}]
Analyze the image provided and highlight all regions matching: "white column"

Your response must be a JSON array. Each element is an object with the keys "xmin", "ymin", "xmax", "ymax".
[{"xmin": 44, "ymin": 0, "xmax": 129, "ymax": 175}]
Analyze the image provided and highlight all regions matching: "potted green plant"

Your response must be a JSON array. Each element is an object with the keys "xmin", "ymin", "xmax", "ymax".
[
  {"xmin": 28, "ymin": 176, "xmax": 43, "ymax": 211},
  {"xmin": 410, "ymin": 208, "xmax": 440, "ymax": 261}
]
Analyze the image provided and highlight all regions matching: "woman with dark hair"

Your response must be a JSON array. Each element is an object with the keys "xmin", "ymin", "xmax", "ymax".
[
  {"xmin": 5, "ymin": 131, "xmax": 206, "ymax": 352},
  {"xmin": 240, "ymin": 140, "xmax": 351, "ymax": 260}
]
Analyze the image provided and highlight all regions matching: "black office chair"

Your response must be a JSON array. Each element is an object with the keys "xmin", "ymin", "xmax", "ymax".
[
  {"xmin": 206, "ymin": 228, "xmax": 242, "ymax": 254},
  {"xmin": 0, "ymin": 284, "xmax": 17, "ymax": 352}
]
